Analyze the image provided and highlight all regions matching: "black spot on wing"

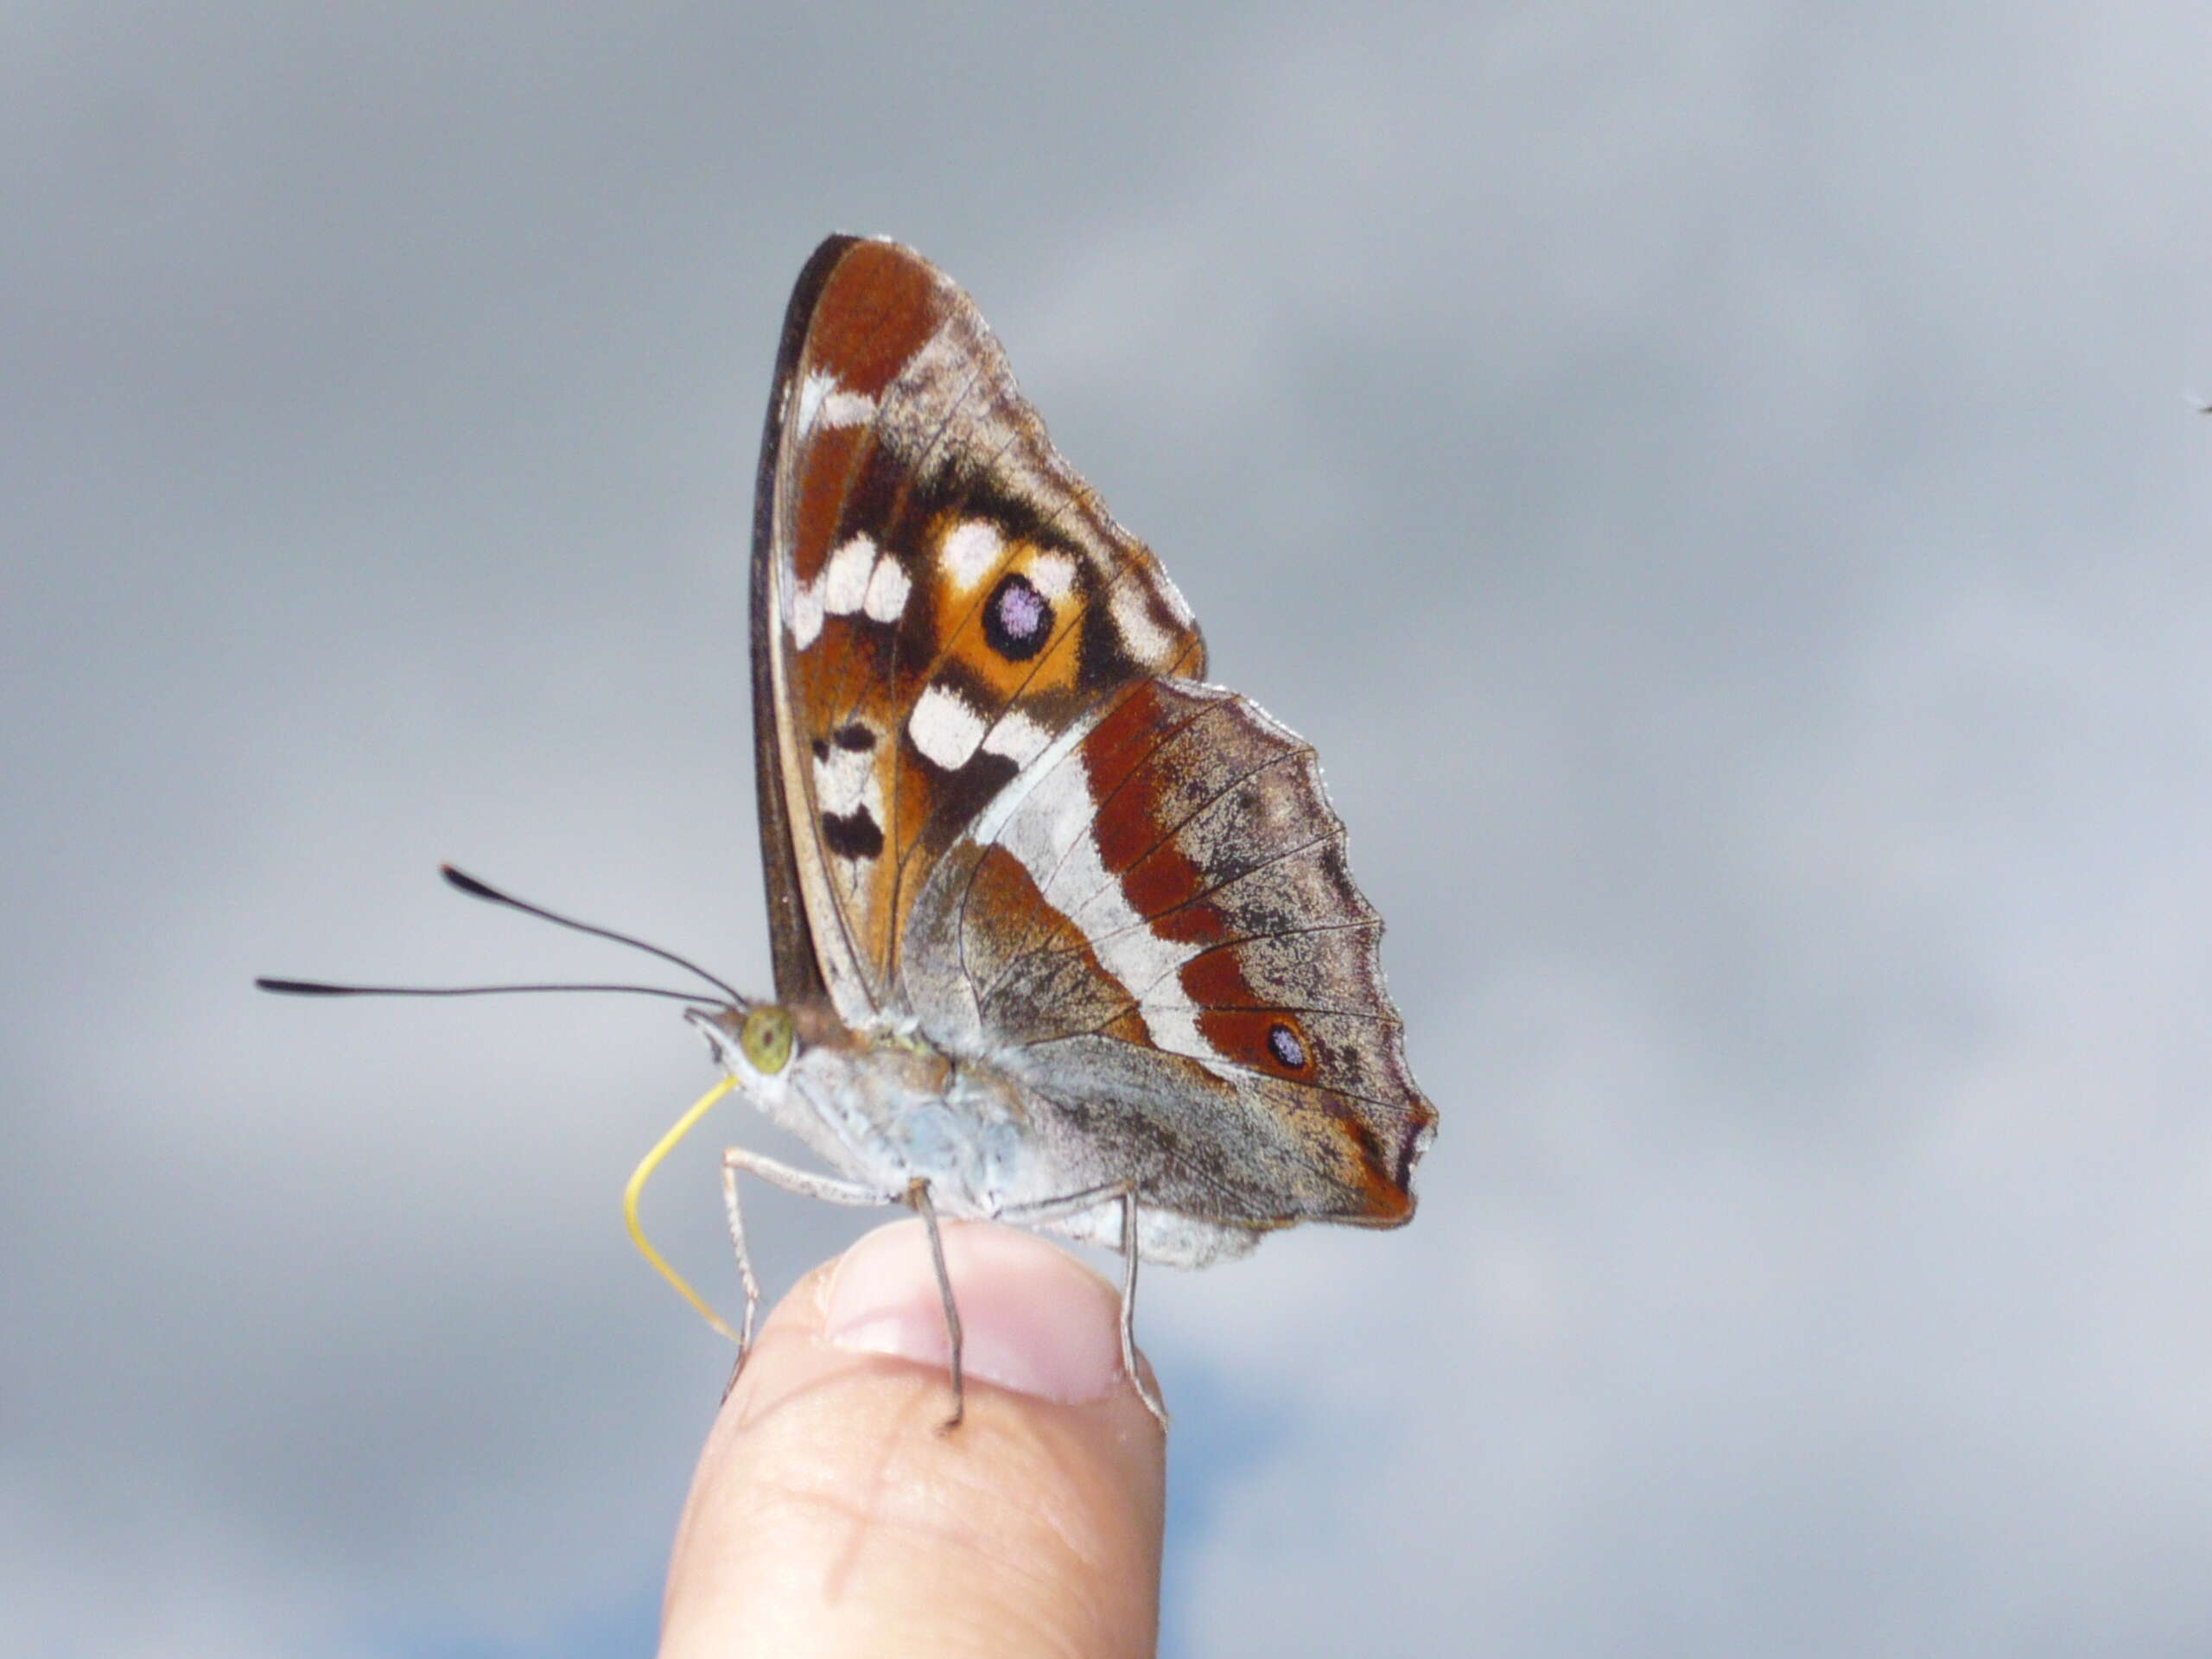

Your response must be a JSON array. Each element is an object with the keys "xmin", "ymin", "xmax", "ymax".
[
  {"xmin": 1076, "ymin": 580, "xmax": 1142, "ymax": 690},
  {"xmin": 821, "ymin": 808, "xmax": 885, "ymax": 860},
  {"xmin": 915, "ymin": 747, "xmax": 1017, "ymax": 853},
  {"xmin": 982, "ymin": 571, "xmax": 1053, "ymax": 660}
]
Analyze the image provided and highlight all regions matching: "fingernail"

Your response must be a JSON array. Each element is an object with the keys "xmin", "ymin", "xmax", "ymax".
[{"xmin": 823, "ymin": 1220, "xmax": 1125, "ymax": 1404}]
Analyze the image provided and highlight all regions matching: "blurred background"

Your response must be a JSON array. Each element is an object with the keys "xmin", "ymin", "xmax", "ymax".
[{"xmin": 7, "ymin": 3, "xmax": 2210, "ymax": 1654}]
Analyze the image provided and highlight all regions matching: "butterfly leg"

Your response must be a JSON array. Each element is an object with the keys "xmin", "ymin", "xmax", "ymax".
[
  {"xmin": 904, "ymin": 1178, "xmax": 968, "ymax": 1433},
  {"xmin": 720, "ymin": 1146, "xmax": 900, "ymax": 1398},
  {"xmin": 1115, "ymin": 1190, "xmax": 1166, "ymax": 1432},
  {"xmin": 993, "ymin": 1182, "xmax": 1167, "ymax": 1430}
]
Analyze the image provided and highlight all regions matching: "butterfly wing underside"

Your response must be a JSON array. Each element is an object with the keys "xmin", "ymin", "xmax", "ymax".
[
  {"xmin": 753, "ymin": 235, "xmax": 1433, "ymax": 1227},
  {"xmin": 753, "ymin": 234, "xmax": 1206, "ymax": 1014}
]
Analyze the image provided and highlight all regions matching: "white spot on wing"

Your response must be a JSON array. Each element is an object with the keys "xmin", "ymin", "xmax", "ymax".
[
  {"xmin": 812, "ymin": 743, "xmax": 877, "ymax": 817},
  {"xmin": 1110, "ymin": 583, "xmax": 1174, "ymax": 666},
  {"xmin": 791, "ymin": 535, "xmax": 910, "ymax": 644},
  {"xmin": 810, "ymin": 739, "xmax": 883, "ymax": 867},
  {"xmin": 794, "ymin": 370, "xmax": 874, "ymax": 435},
  {"xmin": 862, "ymin": 554, "xmax": 912, "ymax": 623},
  {"xmin": 788, "ymin": 581, "xmax": 824, "ymax": 650},
  {"xmin": 910, "ymin": 682, "xmax": 988, "ymax": 771},
  {"xmin": 981, "ymin": 708, "xmax": 1052, "ymax": 766},
  {"xmin": 940, "ymin": 520, "xmax": 1004, "ymax": 591},
  {"xmin": 1155, "ymin": 569, "xmax": 1196, "ymax": 627},
  {"xmin": 823, "ymin": 535, "xmax": 876, "ymax": 615},
  {"xmin": 794, "ymin": 372, "xmax": 830, "ymax": 435},
  {"xmin": 1027, "ymin": 550, "xmax": 1077, "ymax": 601}
]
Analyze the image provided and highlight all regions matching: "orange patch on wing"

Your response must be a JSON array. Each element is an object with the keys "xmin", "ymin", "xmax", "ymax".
[
  {"xmin": 1196, "ymin": 1007, "xmax": 1308, "ymax": 1077},
  {"xmin": 960, "ymin": 844, "xmax": 1043, "ymax": 986},
  {"xmin": 967, "ymin": 844, "xmax": 1142, "ymax": 1042},
  {"xmin": 1350, "ymin": 1154, "xmax": 1415, "ymax": 1222},
  {"xmin": 1283, "ymin": 1076, "xmax": 1413, "ymax": 1225},
  {"xmin": 929, "ymin": 538, "xmax": 1084, "ymax": 698},
  {"xmin": 1099, "ymin": 1005, "xmax": 1154, "ymax": 1046},
  {"xmin": 1176, "ymin": 944, "xmax": 1261, "ymax": 1007},
  {"xmin": 880, "ymin": 737, "xmax": 945, "ymax": 852}
]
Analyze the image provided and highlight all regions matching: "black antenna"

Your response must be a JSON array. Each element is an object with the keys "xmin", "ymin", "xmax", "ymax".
[
  {"xmin": 435, "ymin": 864, "xmax": 747, "ymax": 1007},
  {"xmin": 256, "ymin": 977, "xmax": 721, "ymax": 1004}
]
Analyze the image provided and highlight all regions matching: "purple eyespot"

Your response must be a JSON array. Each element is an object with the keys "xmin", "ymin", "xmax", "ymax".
[
  {"xmin": 982, "ymin": 571, "xmax": 1052, "ymax": 661},
  {"xmin": 1266, "ymin": 1021, "xmax": 1307, "ymax": 1070},
  {"xmin": 999, "ymin": 582, "xmax": 1045, "ymax": 637}
]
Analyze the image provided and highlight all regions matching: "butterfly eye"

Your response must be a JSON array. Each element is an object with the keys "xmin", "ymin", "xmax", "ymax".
[
  {"xmin": 740, "ymin": 1005, "xmax": 795, "ymax": 1075},
  {"xmin": 1265, "ymin": 1021, "xmax": 1308, "ymax": 1071}
]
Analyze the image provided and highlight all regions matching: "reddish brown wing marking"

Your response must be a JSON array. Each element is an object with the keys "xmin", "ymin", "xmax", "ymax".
[
  {"xmin": 906, "ymin": 679, "xmax": 1434, "ymax": 1227},
  {"xmin": 761, "ymin": 237, "xmax": 1204, "ymax": 1021}
]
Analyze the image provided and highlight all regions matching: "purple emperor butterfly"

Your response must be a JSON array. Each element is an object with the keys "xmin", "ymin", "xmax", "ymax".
[{"xmin": 262, "ymin": 236, "xmax": 1436, "ymax": 1429}]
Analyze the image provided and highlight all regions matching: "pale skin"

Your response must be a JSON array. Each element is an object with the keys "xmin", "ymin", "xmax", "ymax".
[{"xmin": 659, "ymin": 1218, "xmax": 1167, "ymax": 1659}]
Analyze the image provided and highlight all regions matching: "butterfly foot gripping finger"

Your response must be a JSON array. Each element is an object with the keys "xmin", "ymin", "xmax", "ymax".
[
  {"xmin": 1117, "ymin": 1191, "xmax": 1169, "ymax": 1433},
  {"xmin": 995, "ymin": 1182, "xmax": 1168, "ymax": 1432},
  {"xmin": 907, "ymin": 1178, "xmax": 965, "ymax": 1433}
]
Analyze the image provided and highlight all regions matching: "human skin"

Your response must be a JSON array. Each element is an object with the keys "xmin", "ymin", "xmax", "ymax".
[{"xmin": 659, "ymin": 1219, "xmax": 1167, "ymax": 1658}]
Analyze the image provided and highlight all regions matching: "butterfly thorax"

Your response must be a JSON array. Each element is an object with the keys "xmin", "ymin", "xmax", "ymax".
[{"xmin": 787, "ymin": 1024, "xmax": 1020, "ymax": 1194}]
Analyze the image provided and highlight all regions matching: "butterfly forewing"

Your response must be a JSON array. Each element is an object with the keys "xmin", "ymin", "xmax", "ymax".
[{"xmin": 759, "ymin": 236, "xmax": 1205, "ymax": 1024}]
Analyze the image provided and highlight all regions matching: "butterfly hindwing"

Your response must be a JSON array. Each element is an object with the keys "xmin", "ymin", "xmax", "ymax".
[{"xmin": 902, "ymin": 677, "xmax": 1433, "ymax": 1225}]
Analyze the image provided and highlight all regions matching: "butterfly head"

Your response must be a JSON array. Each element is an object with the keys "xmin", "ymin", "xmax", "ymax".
[{"xmin": 688, "ymin": 1001, "xmax": 799, "ymax": 1090}]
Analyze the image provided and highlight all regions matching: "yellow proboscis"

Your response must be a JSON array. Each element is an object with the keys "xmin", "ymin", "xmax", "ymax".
[{"xmin": 622, "ymin": 1074, "xmax": 740, "ymax": 1342}]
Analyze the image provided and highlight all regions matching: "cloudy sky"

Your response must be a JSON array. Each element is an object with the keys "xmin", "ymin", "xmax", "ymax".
[{"xmin": 8, "ymin": 3, "xmax": 2211, "ymax": 1654}]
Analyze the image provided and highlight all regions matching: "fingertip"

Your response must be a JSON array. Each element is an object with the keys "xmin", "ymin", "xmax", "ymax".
[
  {"xmin": 661, "ymin": 1223, "xmax": 1164, "ymax": 1659},
  {"xmin": 823, "ymin": 1218, "xmax": 1134, "ymax": 1406}
]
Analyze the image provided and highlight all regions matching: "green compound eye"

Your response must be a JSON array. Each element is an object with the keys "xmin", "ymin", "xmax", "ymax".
[{"xmin": 739, "ymin": 1005, "xmax": 793, "ymax": 1075}]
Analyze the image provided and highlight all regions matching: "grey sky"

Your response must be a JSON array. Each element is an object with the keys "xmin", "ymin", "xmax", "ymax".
[{"xmin": 6, "ymin": 3, "xmax": 2210, "ymax": 1655}]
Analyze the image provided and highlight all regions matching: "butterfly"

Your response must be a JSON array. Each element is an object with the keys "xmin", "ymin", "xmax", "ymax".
[{"xmin": 263, "ymin": 235, "xmax": 1435, "ymax": 1430}]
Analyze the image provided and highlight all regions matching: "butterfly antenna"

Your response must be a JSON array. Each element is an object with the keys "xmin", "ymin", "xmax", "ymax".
[
  {"xmin": 255, "ymin": 977, "xmax": 721, "ymax": 1002},
  {"xmin": 438, "ymin": 865, "xmax": 747, "ymax": 1007}
]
